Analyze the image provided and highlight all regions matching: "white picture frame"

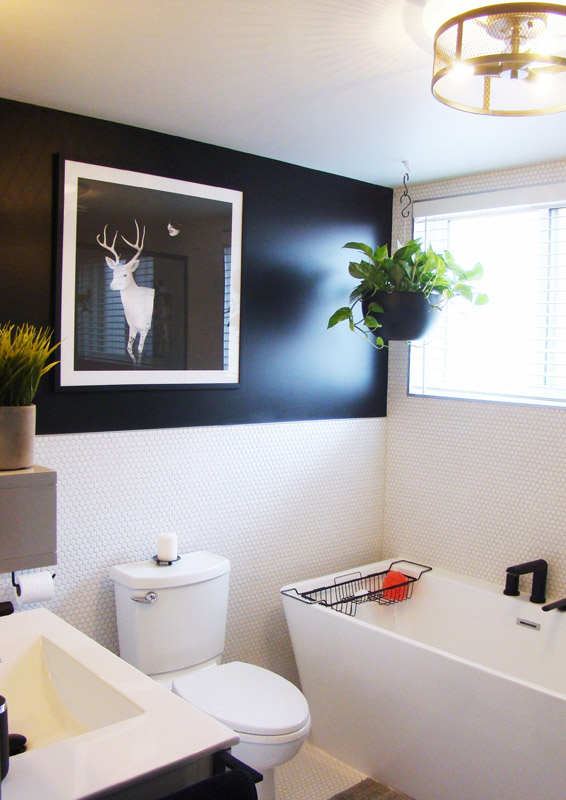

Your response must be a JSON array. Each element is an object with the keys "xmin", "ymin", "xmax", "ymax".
[{"xmin": 58, "ymin": 159, "xmax": 242, "ymax": 387}]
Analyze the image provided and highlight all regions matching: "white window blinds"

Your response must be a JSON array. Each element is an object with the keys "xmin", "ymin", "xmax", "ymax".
[{"xmin": 408, "ymin": 184, "xmax": 566, "ymax": 407}]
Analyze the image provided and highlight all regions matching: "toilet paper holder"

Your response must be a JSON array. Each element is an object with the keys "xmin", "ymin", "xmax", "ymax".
[{"xmin": 11, "ymin": 571, "xmax": 56, "ymax": 597}]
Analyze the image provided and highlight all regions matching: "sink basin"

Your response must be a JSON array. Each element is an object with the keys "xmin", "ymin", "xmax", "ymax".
[
  {"xmin": 3, "ymin": 635, "xmax": 143, "ymax": 750},
  {"xmin": 0, "ymin": 608, "xmax": 238, "ymax": 799}
]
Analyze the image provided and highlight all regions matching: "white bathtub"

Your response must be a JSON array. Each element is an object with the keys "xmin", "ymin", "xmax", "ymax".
[{"xmin": 281, "ymin": 558, "xmax": 566, "ymax": 800}]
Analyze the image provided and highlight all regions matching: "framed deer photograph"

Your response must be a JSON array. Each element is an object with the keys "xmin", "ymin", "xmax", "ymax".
[{"xmin": 57, "ymin": 159, "xmax": 242, "ymax": 387}]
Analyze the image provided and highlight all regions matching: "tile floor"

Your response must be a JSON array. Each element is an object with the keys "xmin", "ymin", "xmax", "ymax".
[{"xmin": 276, "ymin": 741, "xmax": 368, "ymax": 800}]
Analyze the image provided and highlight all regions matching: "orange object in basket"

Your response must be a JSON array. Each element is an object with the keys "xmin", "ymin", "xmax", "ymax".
[{"xmin": 382, "ymin": 570, "xmax": 408, "ymax": 601}]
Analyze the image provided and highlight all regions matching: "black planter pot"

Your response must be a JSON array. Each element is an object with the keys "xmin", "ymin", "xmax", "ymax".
[{"xmin": 362, "ymin": 292, "xmax": 440, "ymax": 342}]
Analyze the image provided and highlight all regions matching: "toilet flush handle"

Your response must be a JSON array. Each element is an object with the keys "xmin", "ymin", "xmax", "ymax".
[{"xmin": 131, "ymin": 592, "xmax": 157, "ymax": 604}]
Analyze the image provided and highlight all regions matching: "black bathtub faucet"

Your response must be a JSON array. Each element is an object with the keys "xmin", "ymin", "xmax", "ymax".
[
  {"xmin": 542, "ymin": 598, "xmax": 566, "ymax": 612},
  {"xmin": 503, "ymin": 559, "xmax": 548, "ymax": 604}
]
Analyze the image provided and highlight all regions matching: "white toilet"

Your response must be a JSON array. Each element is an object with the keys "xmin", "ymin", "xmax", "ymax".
[{"xmin": 109, "ymin": 551, "xmax": 310, "ymax": 800}]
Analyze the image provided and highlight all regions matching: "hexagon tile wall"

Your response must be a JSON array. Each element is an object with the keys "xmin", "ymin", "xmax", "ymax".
[
  {"xmin": 387, "ymin": 159, "xmax": 566, "ymax": 600},
  {"xmin": 0, "ymin": 418, "xmax": 385, "ymax": 685}
]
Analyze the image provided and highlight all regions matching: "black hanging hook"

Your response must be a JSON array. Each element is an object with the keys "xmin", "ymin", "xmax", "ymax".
[{"xmin": 400, "ymin": 171, "xmax": 413, "ymax": 219}]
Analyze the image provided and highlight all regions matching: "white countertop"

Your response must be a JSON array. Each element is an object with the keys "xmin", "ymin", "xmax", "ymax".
[{"xmin": 0, "ymin": 608, "xmax": 238, "ymax": 799}]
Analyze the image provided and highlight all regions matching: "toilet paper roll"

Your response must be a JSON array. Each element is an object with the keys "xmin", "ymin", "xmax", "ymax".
[{"xmin": 14, "ymin": 571, "xmax": 55, "ymax": 606}]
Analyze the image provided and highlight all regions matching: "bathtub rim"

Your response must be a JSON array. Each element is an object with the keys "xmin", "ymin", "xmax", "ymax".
[{"xmin": 281, "ymin": 556, "xmax": 566, "ymax": 701}]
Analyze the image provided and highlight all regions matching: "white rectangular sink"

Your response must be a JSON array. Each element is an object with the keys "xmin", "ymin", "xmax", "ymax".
[
  {"xmin": 0, "ymin": 608, "xmax": 238, "ymax": 799},
  {"xmin": 3, "ymin": 635, "xmax": 143, "ymax": 749}
]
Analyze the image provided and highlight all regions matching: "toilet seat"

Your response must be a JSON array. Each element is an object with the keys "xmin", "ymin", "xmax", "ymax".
[{"xmin": 172, "ymin": 661, "xmax": 310, "ymax": 737}]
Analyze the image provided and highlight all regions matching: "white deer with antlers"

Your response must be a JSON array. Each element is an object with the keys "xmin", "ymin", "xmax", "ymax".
[{"xmin": 97, "ymin": 220, "xmax": 155, "ymax": 365}]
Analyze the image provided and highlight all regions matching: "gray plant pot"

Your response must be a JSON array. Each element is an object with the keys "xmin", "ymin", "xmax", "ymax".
[{"xmin": 0, "ymin": 405, "xmax": 36, "ymax": 470}]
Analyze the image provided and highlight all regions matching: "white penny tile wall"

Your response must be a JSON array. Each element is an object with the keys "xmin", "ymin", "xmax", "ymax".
[
  {"xmin": 387, "ymin": 159, "xmax": 566, "ymax": 600},
  {"xmin": 0, "ymin": 418, "xmax": 385, "ymax": 685}
]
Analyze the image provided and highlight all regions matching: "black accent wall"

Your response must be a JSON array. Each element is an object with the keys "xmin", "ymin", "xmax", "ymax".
[{"xmin": 0, "ymin": 99, "xmax": 391, "ymax": 434}]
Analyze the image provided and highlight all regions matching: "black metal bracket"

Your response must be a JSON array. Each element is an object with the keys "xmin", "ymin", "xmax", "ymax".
[
  {"xmin": 11, "ymin": 571, "xmax": 56, "ymax": 597},
  {"xmin": 152, "ymin": 555, "xmax": 181, "ymax": 567},
  {"xmin": 213, "ymin": 750, "xmax": 263, "ymax": 785}
]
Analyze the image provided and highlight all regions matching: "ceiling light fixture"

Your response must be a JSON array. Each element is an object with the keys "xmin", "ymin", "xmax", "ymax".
[{"xmin": 432, "ymin": 2, "xmax": 566, "ymax": 115}]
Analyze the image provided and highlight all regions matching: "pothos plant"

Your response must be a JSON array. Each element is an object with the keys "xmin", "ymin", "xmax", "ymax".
[{"xmin": 327, "ymin": 239, "xmax": 488, "ymax": 348}]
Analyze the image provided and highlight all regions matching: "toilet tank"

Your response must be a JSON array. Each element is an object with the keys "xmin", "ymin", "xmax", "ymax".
[{"xmin": 109, "ymin": 551, "xmax": 230, "ymax": 676}]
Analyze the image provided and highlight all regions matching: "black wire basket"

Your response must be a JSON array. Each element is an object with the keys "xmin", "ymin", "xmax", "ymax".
[{"xmin": 282, "ymin": 560, "xmax": 431, "ymax": 617}]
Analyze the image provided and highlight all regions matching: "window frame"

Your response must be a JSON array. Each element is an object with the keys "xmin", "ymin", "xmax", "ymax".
[{"xmin": 408, "ymin": 181, "xmax": 566, "ymax": 409}]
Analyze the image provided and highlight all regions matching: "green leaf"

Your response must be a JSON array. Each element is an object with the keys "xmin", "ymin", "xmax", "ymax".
[
  {"xmin": 364, "ymin": 314, "xmax": 382, "ymax": 331},
  {"xmin": 442, "ymin": 249, "xmax": 456, "ymax": 266},
  {"xmin": 395, "ymin": 259, "xmax": 414, "ymax": 280},
  {"xmin": 349, "ymin": 284, "xmax": 366, "ymax": 303},
  {"xmin": 327, "ymin": 307, "xmax": 353, "ymax": 328},
  {"xmin": 343, "ymin": 242, "xmax": 374, "ymax": 258},
  {"xmin": 394, "ymin": 240, "xmax": 421, "ymax": 261},
  {"xmin": 474, "ymin": 293, "xmax": 489, "ymax": 305},
  {"xmin": 465, "ymin": 262, "xmax": 484, "ymax": 280},
  {"xmin": 348, "ymin": 261, "xmax": 366, "ymax": 280},
  {"xmin": 390, "ymin": 262, "xmax": 408, "ymax": 290},
  {"xmin": 453, "ymin": 283, "xmax": 473, "ymax": 302},
  {"xmin": 435, "ymin": 254, "xmax": 447, "ymax": 275},
  {"xmin": 349, "ymin": 260, "xmax": 379, "ymax": 283}
]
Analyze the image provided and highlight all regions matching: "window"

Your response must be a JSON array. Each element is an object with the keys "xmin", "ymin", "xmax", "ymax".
[
  {"xmin": 408, "ymin": 183, "xmax": 566, "ymax": 408},
  {"xmin": 223, "ymin": 245, "xmax": 232, "ymax": 370}
]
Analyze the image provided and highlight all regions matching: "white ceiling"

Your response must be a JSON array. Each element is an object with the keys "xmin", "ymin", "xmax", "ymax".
[{"xmin": 2, "ymin": 0, "xmax": 565, "ymax": 188}]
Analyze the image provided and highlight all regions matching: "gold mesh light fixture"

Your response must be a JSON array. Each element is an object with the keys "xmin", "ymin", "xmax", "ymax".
[{"xmin": 432, "ymin": 3, "xmax": 566, "ymax": 115}]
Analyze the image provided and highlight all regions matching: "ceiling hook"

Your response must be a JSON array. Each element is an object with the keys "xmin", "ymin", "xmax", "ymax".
[{"xmin": 400, "ymin": 163, "xmax": 413, "ymax": 219}]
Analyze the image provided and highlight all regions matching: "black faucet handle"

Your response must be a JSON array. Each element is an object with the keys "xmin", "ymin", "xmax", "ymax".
[{"xmin": 542, "ymin": 598, "xmax": 566, "ymax": 612}]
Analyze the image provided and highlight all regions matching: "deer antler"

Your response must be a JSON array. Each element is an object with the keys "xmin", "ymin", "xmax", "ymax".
[
  {"xmin": 96, "ymin": 225, "xmax": 121, "ymax": 265},
  {"xmin": 121, "ymin": 220, "xmax": 146, "ymax": 265}
]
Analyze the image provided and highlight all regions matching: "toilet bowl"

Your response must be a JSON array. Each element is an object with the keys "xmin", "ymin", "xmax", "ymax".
[
  {"xmin": 109, "ymin": 552, "xmax": 310, "ymax": 800},
  {"xmin": 173, "ymin": 660, "xmax": 310, "ymax": 800}
]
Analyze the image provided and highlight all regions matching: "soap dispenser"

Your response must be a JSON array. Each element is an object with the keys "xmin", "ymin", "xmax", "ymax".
[{"xmin": 0, "ymin": 695, "xmax": 8, "ymax": 781}]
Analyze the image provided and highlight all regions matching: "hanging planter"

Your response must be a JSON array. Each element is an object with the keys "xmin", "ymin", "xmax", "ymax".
[
  {"xmin": 328, "ymin": 239, "xmax": 488, "ymax": 349},
  {"xmin": 361, "ymin": 291, "xmax": 440, "ymax": 342},
  {"xmin": 0, "ymin": 323, "xmax": 60, "ymax": 471}
]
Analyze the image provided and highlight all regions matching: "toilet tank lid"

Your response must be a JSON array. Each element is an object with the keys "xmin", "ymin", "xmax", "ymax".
[{"xmin": 109, "ymin": 551, "xmax": 230, "ymax": 589}]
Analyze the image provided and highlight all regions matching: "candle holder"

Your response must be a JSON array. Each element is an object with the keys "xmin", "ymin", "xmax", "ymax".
[{"xmin": 152, "ymin": 555, "xmax": 181, "ymax": 567}]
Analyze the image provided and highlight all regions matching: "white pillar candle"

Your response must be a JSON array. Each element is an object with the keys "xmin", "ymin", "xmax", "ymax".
[{"xmin": 157, "ymin": 532, "xmax": 178, "ymax": 562}]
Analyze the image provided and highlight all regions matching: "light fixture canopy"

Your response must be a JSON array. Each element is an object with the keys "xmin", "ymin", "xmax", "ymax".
[{"xmin": 432, "ymin": 2, "xmax": 566, "ymax": 115}]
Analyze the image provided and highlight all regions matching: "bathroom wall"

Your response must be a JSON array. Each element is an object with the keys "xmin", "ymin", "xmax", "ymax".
[
  {"xmin": 0, "ymin": 418, "xmax": 384, "ymax": 685},
  {"xmin": 0, "ymin": 98, "xmax": 391, "ymax": 433},
  {"xmin": 386, "ymin": 159, "xmax": 566, "ymax": 599},
  {"xmin": 0, "ymin": 100, "xmax": 391, "ymax": 683},
  {"xmin": 9, "ymin": 103, "xmax": 566, "ymax": 689}
]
